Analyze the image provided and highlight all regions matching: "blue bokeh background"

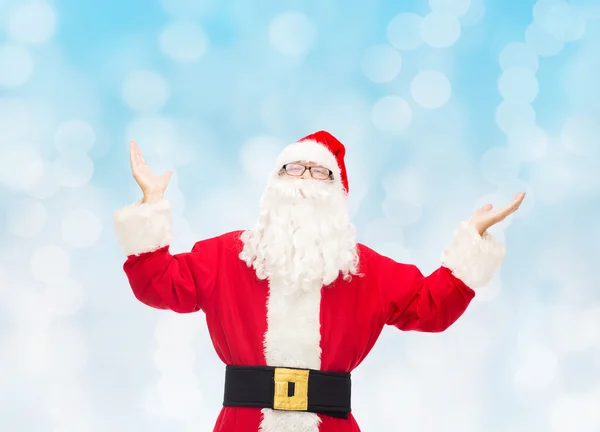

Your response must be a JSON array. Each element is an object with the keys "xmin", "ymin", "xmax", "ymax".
[{"xmin": 1, "ymin": 0, "xmax": 600, "ymax": 430}]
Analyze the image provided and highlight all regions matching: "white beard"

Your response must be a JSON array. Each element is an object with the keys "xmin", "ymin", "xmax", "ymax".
[{"xmin": 239, "ymin": 175, "xmax": 359, "ymax": 293}]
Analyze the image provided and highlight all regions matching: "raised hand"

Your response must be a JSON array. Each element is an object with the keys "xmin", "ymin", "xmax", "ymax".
[
  {"xmin": 129, "ymin": 140, "xmax": 172, "ymax": 203},
  {"xmin": 470, "ymin": 192, "xmax": 526, "ymax": 236}
]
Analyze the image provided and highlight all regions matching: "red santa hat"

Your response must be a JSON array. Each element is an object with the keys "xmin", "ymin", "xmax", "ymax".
[{"xmin": 275, "ymin": 130, "xmax": 349, "ymax": 193}]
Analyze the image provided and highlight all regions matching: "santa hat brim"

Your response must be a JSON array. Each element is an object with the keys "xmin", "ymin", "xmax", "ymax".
[{"xmin": 275, "ymin": 139, "xmax": 343, "ymax": 186}]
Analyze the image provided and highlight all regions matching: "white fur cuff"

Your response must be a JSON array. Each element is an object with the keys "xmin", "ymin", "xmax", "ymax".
[
  {"xmin": 113, "ymin": 199, "xmax": 172, "ymax": 256},
  {"xmin": 440, "ymin": 220, "xmax": 506, "ymax": 289}
]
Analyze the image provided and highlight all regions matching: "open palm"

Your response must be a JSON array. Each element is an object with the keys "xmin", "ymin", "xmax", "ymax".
[
  {"xmin": 470, "ymin": 192, "xmax": 526, "ymax": 235},
  {"xmin": 129, "ymin": 140, "xmax": 172, "ymax": 201}
]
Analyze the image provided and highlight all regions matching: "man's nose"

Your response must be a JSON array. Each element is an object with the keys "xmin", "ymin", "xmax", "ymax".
[{"xmin": 301, "ymin": 169, "xmax": 312, "ymax": 179}]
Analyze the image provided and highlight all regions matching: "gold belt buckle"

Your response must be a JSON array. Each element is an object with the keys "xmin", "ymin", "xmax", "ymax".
[{"xmin": 273, "ymin": 367, "xmax": 309, "ymax": 411}]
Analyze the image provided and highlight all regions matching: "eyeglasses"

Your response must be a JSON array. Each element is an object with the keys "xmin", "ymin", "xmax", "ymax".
[{"xmin": 281, "ymin": 163, "xmax": 333, "ymax": 180}]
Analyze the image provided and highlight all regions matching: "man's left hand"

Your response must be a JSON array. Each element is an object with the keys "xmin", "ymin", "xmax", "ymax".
[{"xmin": 469, "ymin": 192, "xmax": 526, "ymax": 236}]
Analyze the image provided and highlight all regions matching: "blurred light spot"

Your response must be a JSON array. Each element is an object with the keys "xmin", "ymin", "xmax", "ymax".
[
  {"xmin": 268, "ymin": 11, "xmax": 317, "ymax": 58},
  {"xmin": 0, "ymin": 144, "xmax": 44, "ymax": 190},
  {"xmin": 460, "ymin": 0, "xmax": 485, "ymax": 26},
  {"xmin": 372, "ymin": 368, "xmax": 423, "ymax": 430},
  {"xmin": 499, "ymin": 42, "xmax": 539, "ymax": 72},
  {"xmin": 533, "ymin": 0, "xmax": 564, "ymax": 23},
  {"xmin": 410, "ymin": 70, "xmax": 451, "ymax": 109},
  {"xmin": 43, "ymin": 382, "xmax": 90, "ymax": 425},
  {"xmin": 10, "ymin": 288, "xmax": 55, "ymax": 330},
  {"xmin": 31, "ymin": 245, "xmax": 70, "ymax": 284},
  {"xmin": 495, "ymin": 101, "xmax": 536, "ymax": 134},
  {"xmin": 429, "ymin": 0, "xmax": 471, "ymax": 18},
  {"xmin": 363, "ymin": 217, "xmax": 404, "ymax": 245},
  {"xmin": 52, "ymin": 153, "xmax": 94, "ymax": 187},
  {"xmin": 552, "ymin": 307, "xmax": 600, "ymax": 351},
  {"xmin": 159, "ymin": 21, "xmax": 208, "ymax": 63},
  {"xmin": 154, "ymin": 346, "xmax": 196, "ymax": 373},
  {"xmin": 507, "ymin": 125, "xmax": 548, "ymax": 161},
  {"xmin": 360, "ymin": 44, "xmax": 402, "ymax": 83},
  {"xmin": 122, "ymin": 70, "xmax": 170, "ymax": 113},
  {"xmin": 0, "ymin": 44, "xmax": 34, "ymax": 88},
  {"xmin": 172, "ymin": 143, "xmax": 197, "ymax": 166},
  {"xmin": 525, "ymin": 23, "xmax": 564, "ymax": 57},
  {"xmin": 542, "ymin": 2, "xmax": 586, "ymax": 42},
  {"xmin": 0, "ymin": 98, "xmax": 35, "ymax": 142},
  {"xmin": 383, "ymin": 168, "xmax": 425, "ymax": 206},
  {"xmin": 415, "ymin": 48, "xmax": 456, "ymax": 72},
  {"xmin": 498, "ymin": 68, "xmax": 539, "ymax": 104},
  {"xmin": 44, "ymin": 277, "xmax": 84, "ymax": 316},
  {"xmin": 54, "ymin": 120, "xmax": 95, "ymax": 153},
  {"xmin": 260, "ymin": 93, "xmax": 287, "ymax": 130},
  {"xmin": 561, "ymin": 116, "xmax": 600, "ymax": 156},
  {"xmin": 7, "ymin": 326, "xmax": 50, "ymax": 376},
  {"xmin": 513, "ymin": 344, "xmax": 558, "ymax": 390},
  {"xmin": 571, "ymin": 0, "xmax": 600, "ymax": 20},
  {"xmin": 0, "ymin": 267, "xmax": 6, "ymax": 296},
  {"xmin": 382, "ymin": 198, "xmax": 422, "ymax": 226},
  {"xmin": 160, "ymin": 0, "xmax": 212, "ymax": 18},
  {"xmin": 480, "ymin": 146, "xmax": 520, "ymax": 185},
  {"xmin": 386, "ymin": 13, "xmax": 424, "ymax": 50},
  {"xmin": 23, "ymin": 161, "xmax": 61, "ymax": 199},
  {"xmin": 549, "ymin": 393, "xmax": 600, "ymax": 432},
  {"xmin": 61, "ymin": 209, "xmax": 102, "ymax": 248},
  {"xmin": 371, "ymin": 96, "xmax": 413, "ymax": 133},
  {"xmin": 420, "ymin": 12, "xmax": 461, "ymax": 48},
  {"xmin": 239, "ymin": 135, "xmax": 284, "ymax": 179},
  {"xmin": 156, "ymin": 374, "xmax": 203, "ymax": 420},
  {"xmin": 529, "ymin": 155, "xmax": 574, "ymax": 203},
  {"xmin": 533, "ymin": 0, "xmax": 564, "ymax": 27},
  {"xmin": 47, "ymin": 325, "xmax": 88, "ymax": 373},
  {"xmin": 6, "ymin": 198, "xmax": 47, "ymax": 238},
  {"xmin": 421, "ymin": 101, "xmax": 469, "ymax": 143},
  {"xmin": 7, "ymin": 1, "xmax": 57, "ymax": 44},
  {"xmin": 572, "ymin": 156, "xmax": 600, "ymax": 195}
]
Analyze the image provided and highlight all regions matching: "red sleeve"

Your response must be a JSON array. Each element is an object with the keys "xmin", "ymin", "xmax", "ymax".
[
  {"xmin": 372, "ymin": 251, "xmax": 475, "ymax": 332},
  {"xmin": 366, "ymin": 219, "xmax": 506, "ymax": 332},
  {"xmin": 113, "ymin": 198, "xmax": 223, "ymax": 313},
  {"xmin": 123, "ymin": 239, "xmax": 219, "ymax": 313}
]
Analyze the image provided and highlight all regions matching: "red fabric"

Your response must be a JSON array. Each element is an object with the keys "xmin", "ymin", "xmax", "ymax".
[
  {"xmin": 298, "ymin": 130, "xmax": 349, "ymax": 193},
  {"xmin": 122, "ymin": 231, "xmax": 475, "ymax": 431}
]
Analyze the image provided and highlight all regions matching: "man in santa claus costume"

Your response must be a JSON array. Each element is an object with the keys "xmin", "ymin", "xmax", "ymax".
[{"xmin": 114, "ymin": 130, "xmax": 525, "ymax": 432}]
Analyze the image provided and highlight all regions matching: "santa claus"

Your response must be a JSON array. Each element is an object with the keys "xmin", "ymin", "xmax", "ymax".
[{"xmin": 114, "ymin": 131, "xmax": 525, "ymax": 432}]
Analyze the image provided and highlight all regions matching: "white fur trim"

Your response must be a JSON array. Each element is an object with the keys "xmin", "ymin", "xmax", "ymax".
[
  {"xmin": 276, "ymin": 139, "xmax": 342, "ymax": 183},
  {"xmin": 440, "ymin": 220, "xmax": 506, "ymax": 289},
  {"xmin": 113, "ymin": 199, "xmax": 172, "ymax": 256},
  {"xmin": 259, "ymin": 279, "xmax": 323, "ymax": 432}
]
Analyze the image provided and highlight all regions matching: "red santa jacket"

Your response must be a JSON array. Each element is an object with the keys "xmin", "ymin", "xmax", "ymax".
[{"xmin": 114, "ymin": 199, "xmax": 505, "ymax": 432}]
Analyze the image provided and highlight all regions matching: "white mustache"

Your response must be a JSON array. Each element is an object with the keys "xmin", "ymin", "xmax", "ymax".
[{"xmin": 269, "ymin": 178, "xmax": 332, "ymax": 201}]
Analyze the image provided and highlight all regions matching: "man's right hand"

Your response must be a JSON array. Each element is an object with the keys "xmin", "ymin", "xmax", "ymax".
[{"xmin": 129, "ymin": 140, "xmax": 172, "ymax": 203}]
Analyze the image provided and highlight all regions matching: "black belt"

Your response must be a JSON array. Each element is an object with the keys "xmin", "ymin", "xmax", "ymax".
[{"xmin": 223, "ymin": 365, "xmax": 352, "ymax": 419}]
